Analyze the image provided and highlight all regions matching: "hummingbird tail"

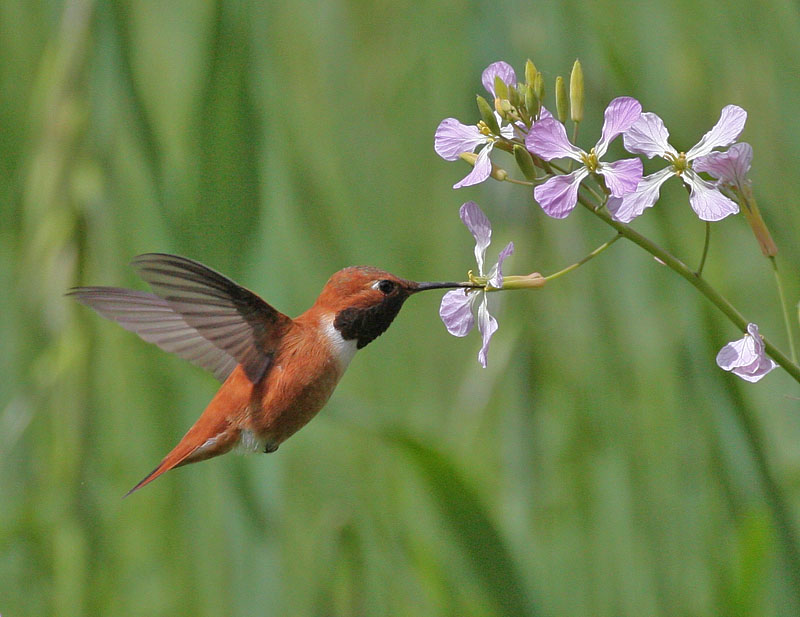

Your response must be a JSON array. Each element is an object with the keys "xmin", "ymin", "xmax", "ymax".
[
  {"xmin": 124, "ymin": 413, "xmax": 242, "ymax": 497},
  {"xmin": 123, "ymin": 366, "xmax": 255, "ymax": 498},
  {"xmin": 123, "ymin": 444, "xmax": 197, "ymax": 497}
]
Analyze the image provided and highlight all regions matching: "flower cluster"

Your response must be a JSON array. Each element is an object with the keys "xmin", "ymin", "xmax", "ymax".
[
  {"xmin": 432, "ymin": 59, "xmax": 781, "ymax": 384},
  {"xmin": 435, "ymin": 60, "xmax": 750, "ymax": 225}
]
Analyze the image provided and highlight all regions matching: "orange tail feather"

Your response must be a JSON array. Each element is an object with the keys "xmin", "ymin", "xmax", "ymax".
[
  {"xmin": 123, "ymin": 443, "xmax": 198, "ymax": 497},
  {"xmin": 123, "ymin": 366, "xmax": 254, "ymax": 497}
]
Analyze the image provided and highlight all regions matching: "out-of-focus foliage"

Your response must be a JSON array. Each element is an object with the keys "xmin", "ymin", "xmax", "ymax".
[{"xmin": 3, "ymin": 1, "xmax": 800, "ymax": 615}]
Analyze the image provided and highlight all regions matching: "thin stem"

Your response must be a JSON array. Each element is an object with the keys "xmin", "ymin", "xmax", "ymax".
[
  {"xmin": 575, "ymin": 188, "xmax": 800, "ymax": 385},
  {"xmin": 770, "ymin": 256, "xmax": 798, "ymax": 364},
  {"xmin": 544, "ymin": 233, "xmax": 622, "ymax": 282},
  {"xmin": 503, "ymin": 177, "xmax": 534, "ymax": 187},
  {"xmin": 696, "ymin": 221, "xmax": 711, "ymax": 276},
  {"xmin": 566, "ymin": 122, "xmax": 580, "ymax": 173}
]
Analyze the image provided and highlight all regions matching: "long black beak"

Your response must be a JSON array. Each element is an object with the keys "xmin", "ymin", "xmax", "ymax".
[{"xmin": 410, "ymin": 281, "xmax": 479, "ymax": 293}]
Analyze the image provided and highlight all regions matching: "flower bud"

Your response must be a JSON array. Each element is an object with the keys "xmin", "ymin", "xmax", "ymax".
[
  {"xmin": 458, "ymin": 152, "xmax": 507, "ymax": 182},
  {"xmin": 501, "ymin": 273, "xmax": 546, "ymax": 290},
  {"xmin": 513, "ymin": 145, "xmax": 538, "ymax": 181},
  {"xmin": 525, "ymin": 59, "xmax": 537, "ymax": 86},
  {"xmin": 496, "ymin": 98, "xmax": 513, "ymax": 115},
  {"xmin": 476, "ymin": 95, "xmax": 501, "ymax": 134},
  {"xmin": 533, "ymin": 72, "xmax": 545, "ymax": 104},
  {"xmin": 508, "ymin": 83, "xmax": 522, "ymax": 108},
  {"xmin": 459, "ymin": 152, "xmax": 478, "ymax": 165},
  {"xmin": 490, "ymin": 165, "xmax": 508, "ymax": 182},
  {"xmin": 739, "ymin": 184, "xmax": 778, "ymax": 256},
  {"xmin": 570, "ymin": 59, "xmax": 584, "ymax": 123},
  {"xmin": 555, "ymin": 76, "xmax": 569, "ymax": 123},
  {"xmin": 493, "ymin": 75, "xmax": 509, "ymax": 101},
  {"xmin": 525, "ymin": 83, "xmax": 540, "ymax": 119}
]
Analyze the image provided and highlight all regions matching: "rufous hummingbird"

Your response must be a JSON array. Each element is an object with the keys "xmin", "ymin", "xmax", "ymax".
[{"xmin": 69, "ymin": 253, "xmax": 473, "ymax": 496}]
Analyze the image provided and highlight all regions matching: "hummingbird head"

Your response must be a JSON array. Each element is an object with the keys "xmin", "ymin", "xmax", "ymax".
[{"xmin": 316, "ymin": 266, "xmax": 474, "ymax": 349}]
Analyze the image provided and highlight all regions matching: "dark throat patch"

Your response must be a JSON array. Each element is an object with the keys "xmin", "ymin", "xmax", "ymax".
[{"xmin": 333, "ymin": 295, "xmax": 409, "ymax": 348}]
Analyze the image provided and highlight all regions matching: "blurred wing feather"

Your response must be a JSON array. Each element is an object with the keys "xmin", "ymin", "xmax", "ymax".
[
  {"xmin": 68, "ymin": 287, "xmax": 239, "ymax": 381},
  {"xmin": 130, "ymin": 253, "xmax": 292, "ymax": 383}
]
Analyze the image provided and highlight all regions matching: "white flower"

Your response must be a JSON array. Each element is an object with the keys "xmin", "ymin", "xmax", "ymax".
[
  {"xmin": 608, "ymin": 105, "xmax": 747, "ymax": 222},
  {"xmin": 716, "ymin": 323, "xmax": 777, "ymax": 383},
  {"xmin": 439, "ymin": 202, "xmax": 513, "ymax": 367}
]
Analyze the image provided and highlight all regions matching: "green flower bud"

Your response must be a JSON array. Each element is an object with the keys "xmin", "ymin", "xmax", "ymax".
[
  {"xmin": 501, "ymin": 273, "xmax": 546, "ymax": 290},
  {"xmin": 476, "ymin": 95, "xmax": 501, "ymax": 134},
  {"xmin": 570, "ymin": 59, "xmax": 584, "ymax": 123},
  {"xmin": 493, "ymin": 75, "xmax": 509, "ymax": 101},
  {"xmin": 458, "ymin": 152, "xmax": 507, "ymax": 182},
  {"xmin": 508, "ymin": 83, "xmax": 521, "ymax": 108},
  {"xmin": 555, "ymin": 76, "xmax": 569, "ymax": 123},
  {"xmin": 513, "ymin": 145, "xmax": 538, "ymax": 181},
  {"xmin": 525, "ymin": 83, "xmax": 540, "ymax": 119},
  {"xmin": 525, "ymin": 59, "xmax": 537, "ymax": 86},
  {"xmin": 739, "ymin": 184, "xmax": 778, "ymax": 256},
  {"xmin": 533, "ymin": 72, "xmax": 545, "ymax": 104},
  {"xmin": 490, "ymin": 165, "xmax": 508, "ymax": 182}
]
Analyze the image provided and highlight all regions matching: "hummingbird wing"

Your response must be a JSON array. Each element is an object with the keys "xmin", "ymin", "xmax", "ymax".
[
  {"xmin": 68, "ymin": 287, "xmax": 240, "ymax": 381},
  {"xmin": 130, "ymin": 253, "xmax": 292, "ymax": 383}
]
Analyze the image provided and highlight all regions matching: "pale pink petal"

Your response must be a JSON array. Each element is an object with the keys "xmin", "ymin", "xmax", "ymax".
[
  {"xmin": 716, "ymin": 337, "xmax": 751, "ymax": 371},
  {"xmin": 686, "ymin": 105, "xmax": 747, "ymax": 160},
  {"xmin": 533, "ymin": 168, "xmax": 589, "ymax": 219},
  {"xmin": 734, "ymin": 355, "xmax": 778, "ymax": 382},
  {"xmin": 453, "ymin": 143, "xmax": 494, "ymax": 189},
  {"xmin": 607, "ymin": 167, "xmax": 672, "ymax": 223},
  {"xmin": 499, "ymin": 120, "xmax": 516, "ymax": 140},
  {"xmin": 459, "ymin": 201, "xmax": 492, "ymax": 275},
  {"xmin": 693, "ymin": 142, "xmax": 753, "ymax": 187},
  {"xmin": 435, "ymin": 118, "xmax": 486, "ymax": 161},
  {"xmin": 716, "ymin": 323, "xmax": 776, "ymax": 382},
  {"xmin": 487, "ymin": 241, "xmax": 514, "ymax": 288},
  {"xmin": 439, "ymin": 289, "xmax": 476, "ymax": 337},
  {"xmin": 746, "ymin": 323, "xmax": 766, "ymax": 355},
  {"xmin": 682, "ymin": 170, "xmax": 739, "ymax": 221},
  {"xmin": 525, "ymin": 118, "xmax": 584, "ymax": 162},
  {"xmin": 598, "ymin": 157, "xmax": 643, "ymax": 198},
  {"xmin": 481, "ymin": 61, "xmax": 517, "ymax": 97},
  {"xmin": 623, "ymin": 112, "xmax": 678, "ymax": 159},
  {"xmin": 476, "ymin": 294, "xmax": 498, "ymax": 368},
  {"xmin": 595, "ymin": 97, "xmax": 642, "ymax": 158}
]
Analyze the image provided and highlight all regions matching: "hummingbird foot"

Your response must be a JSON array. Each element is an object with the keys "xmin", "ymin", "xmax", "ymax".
[{"xmin": 264, "ymin": 442, "xmax": 279, "ymax": 454}]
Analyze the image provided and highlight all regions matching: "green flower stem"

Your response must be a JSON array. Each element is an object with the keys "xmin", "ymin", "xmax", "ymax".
[
  {"xmin": 696, "ymin": 221, "xmax": 711, "ymax": 276},
  {"xmin": 770, "ymin": 256, "xmax": 798, "ymax": 364},
  {"xmin": 543, "ymin": 233, "xmax": 622, "ymax": 282},
  {"xmin": 574, "ymin": 190, "xmax": 800, "ymax": 592},
  {"xmin": 576, "ymin": 189, "xmax": 800, "ymax": 385},
  {"xmin": 503, "ymin": 176, "xmax": 537, "ymax": 187}
]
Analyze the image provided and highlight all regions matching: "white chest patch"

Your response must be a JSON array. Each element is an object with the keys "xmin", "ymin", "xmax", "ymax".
[
  {"xmin": 322, "ymin": 315, "xmax": 358, "ymax": 371},
  {"xmin": 238, "ymin": 429, "xmax": 267, "ymax": 453}
]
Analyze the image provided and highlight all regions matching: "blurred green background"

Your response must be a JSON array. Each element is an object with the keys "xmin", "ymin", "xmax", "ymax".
[{"xmin": 3, "ymin": 0, "xmax": 800, "ymax": 615}]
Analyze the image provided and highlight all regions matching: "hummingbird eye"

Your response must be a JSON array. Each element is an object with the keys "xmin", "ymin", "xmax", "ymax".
[{"xmin": 375, "ymin": 279, "xmax": 396, "ymax": 295}]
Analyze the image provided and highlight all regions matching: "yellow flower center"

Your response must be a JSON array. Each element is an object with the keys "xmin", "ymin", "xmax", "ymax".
[
  {"xmin": 666, "ymin": 151, "xmax": 688, "ymax": 175},
  {"xmin": 580, "ymin": 147, "xmax": 599, "ymax": 172}
]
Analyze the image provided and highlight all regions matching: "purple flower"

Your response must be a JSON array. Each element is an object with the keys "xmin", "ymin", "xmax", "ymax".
[
  {"xmin": 693, "ymin": 142, "xmax": 752, "ymax": 190},
  {"xmin": 435, "ymin": 115, "xmax": 515, "ymax": 188},
  {"xmin": 716, "ymin": 323, "xmax": 777, "ymax": 383},
  {"xmin": 608, "ymin": 105, "xmax": 746, "ymax": 223},
  {"xmin": 434, "ymin": 61, "xmax": 522, "ymax": 189},
  {"xmin": 440, "ymin": 201, "xmax": 513, "ymax": 367},
  {"xmin": 525, "ymin": 97, "xmax": 643, "ymax": 219}
]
